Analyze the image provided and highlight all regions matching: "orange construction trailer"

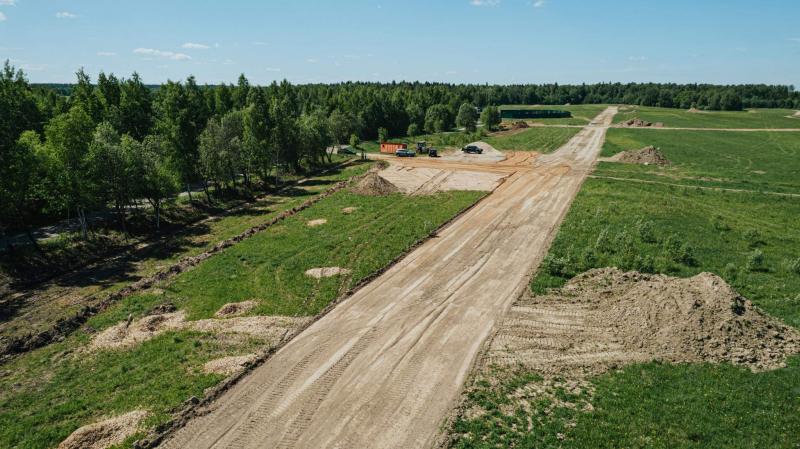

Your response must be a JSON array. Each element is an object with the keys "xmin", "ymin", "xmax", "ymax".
[{"xmin": 379, "ymin": 142, "xmax": 407, "ymax": 154}]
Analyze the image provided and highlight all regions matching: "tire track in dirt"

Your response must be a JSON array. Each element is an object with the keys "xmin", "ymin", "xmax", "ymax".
[{"xmin": 157, "ymin": 107, "xmax": 618, "ymax": 449}]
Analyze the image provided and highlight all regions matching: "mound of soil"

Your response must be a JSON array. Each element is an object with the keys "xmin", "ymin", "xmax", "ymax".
[
  {"xmin": 610, "ymin": 146, "xmax": 671, "ymax": 166},
  {"xmin": 512, "ymin": 120, "xmax": 529, "ymax": 129},
  {"xmin": 57, "ymin": 410, "xmax": 148, "ymax": 449},
  {"xmin": 341, "ymin": 207, "xmax": 358, "ymax": 214},
  {"xmin": 793, "ymin": 111, "xmax": 800, "ymax": 118},
  {"xmin": 350, "ymin": 172, "xmax": 399, "ymax": 196},
  {"xmin": 487, "ymin": 268, "xmax": 800, "ymax": 377},
  {"xmin": 203, "ymin": 353, "xmax": 259, "ymax": 375},
  {"xmin": 307, "ymin": 218, "xmax": 327, "ymax": 227},
  {"xmin": 620, "ymin": 118, "xmax": 664, "ymax": 128},
  {"xmin": 214, "ymin": 300, "xmax": 257, "ymax": 318},
  {"xmin": 304, "ymin": 267, "xmax": 352, "ymax": 279},
  {"xmin": 687, "ymin": 107, "xmax": 705, "ymax": 113}
]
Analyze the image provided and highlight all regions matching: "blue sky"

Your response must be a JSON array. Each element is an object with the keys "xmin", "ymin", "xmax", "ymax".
[{"xmin": 1, "ymin": 0, "xmax": 799, "ymax": 86}]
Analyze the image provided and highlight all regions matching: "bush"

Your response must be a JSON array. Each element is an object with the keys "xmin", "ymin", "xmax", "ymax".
[
  {"xmin": 712, "ymin": 214, "xmax": 730, "ymax": 232},
  {"xmin": 723, "ymin": 262, "xmax": 739, "ymax": 281},
  {"xmin": 542, "ymin": 254, "xmax": 571, "ymax": 278},
  {"xmin": 744, "ymin": 229, "xmax": 764, "ymax": 248},
  {"xmin": 678, "ymin": 243, "xmax": 696, "ymax": 266},
  {"xmin": 595, "ymin": 227, "xmax": 613, "ymax": 253},
  {"xmin": 634, "ymin": 255, "xmax": 656, "ymax": 273},
  {"xmin": 746, "ymin": 249, "xmax": 766, "ymax": 272},
  {"xmin": 784, "ymin": 257, "xmax": 800, "ymax": 275},
  {"xmin": 636, "ymin": 219, "xmax": 657, "ymax": 243},
  {"xmin": 580, "ymin": 247, "xmax": 598, "ymax": 270}
]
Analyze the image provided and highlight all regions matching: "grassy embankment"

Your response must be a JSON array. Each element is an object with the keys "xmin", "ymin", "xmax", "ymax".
[
  {"xmin": 450, "ymin": 121, "xmax": 800, "ymax": 448},
  {"xmin": 0, "ymin": 185, "xmax": 483, "ymax": 449}
]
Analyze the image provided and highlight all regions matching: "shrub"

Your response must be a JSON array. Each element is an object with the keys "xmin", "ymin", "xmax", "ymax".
[
  {"xmin": 784, "ymin": 257, "xmax": 800, "ymax": 275},
  {"xmin": 744, "ymin": 229, "xmax": 764, "ymax": 248},
  {"xmin": 634, "ymin": 255, "xmax": 656, "ymax": 273},
  {"xmin": 723, "ymin": 262, "xmax": 738, "ymax": 281},
  {"xmin": 746, "ymin": 249, "xmax": 766, "ymax": 272},
  {"xmin": 580, "ymin": 247, "xmax": 598, "ymax": 270},
  {"xmin": 678, "ymin": 243, "xmax": 696, "ymax": 266},
  {"xmin": 595, "ymin": 227, "xmax": 613, "ymax": 253},
  {"xmin": 636, "ymin": 219, "xmax": 657, "ymax": 243},
  {"xmin": 542, "ymin": 254, "xmax": 571, "ymax": 278},
  {"xmin": 712, "ymin": 214, "xmax": 730, "ymax": 231}
]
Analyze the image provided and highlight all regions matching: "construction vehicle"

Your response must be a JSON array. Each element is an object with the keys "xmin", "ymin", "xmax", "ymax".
[
  {"xmin": 428, "ymin": 147, "xmax": 438, "ymax": 157},
  {"xmin": 416, "ymin": 141, "xmax": 429, "ymax": 154}
]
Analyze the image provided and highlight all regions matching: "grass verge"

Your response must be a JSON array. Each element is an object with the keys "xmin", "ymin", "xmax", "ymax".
[
  {"xmin": 614, "ymin": 106, "xmax": 800, "ymax": 129},
  {"xmin": 0, "ymin": 188, "xmax": 484, "ymax": 449}
]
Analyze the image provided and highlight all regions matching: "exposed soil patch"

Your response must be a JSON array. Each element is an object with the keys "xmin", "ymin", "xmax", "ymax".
[
  {"xmin": 620, "ymin": 118, "xmax": 664, "ymax": 128},
  {"xmin": 687, "ymin": 107, "xmax": 706, "ymax": 113},
  {"xmin": 341, "ymin": 207, "xmax": 358, "ymax": 214},
  {"xmin": 485, "ymin": 268, "xmax": 800, "ymax": 378},
  {"xmin": 58, "ymin": 410, "xmax": 148, "ymax": 449},
  {"xmin": 304, "ymin": 267, "xmax": 352, "ymax": 279},
  {"xmin": 90, "ymin": 311, "xmax": 309, "ymax": 351},
  {"xmin": 307, "ymin": 219, "xmax": 327, "ymax": 227},
  {"xmin": 350, "ymin": 172, "xmax": 399, "ymax": 196},
  {"xmin": 214, "ymin": 301, "xmax": 257, "ymax": 318},
  {"xmin": 203, "ymin": 354, "xmax": 259, "ymax": 376},
  {"xmin": 378, "ymin": 165, "xmax": 507, "ymax": 194},
  {"xmin": 605, "ymin": 146, "xmax": 671, "ymax": 166},
  {"xmin": 793, "ymin": 111, "xmax": 800, "ymax": 118}
]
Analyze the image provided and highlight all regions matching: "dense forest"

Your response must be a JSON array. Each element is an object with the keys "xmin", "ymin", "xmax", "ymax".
[{"xmin": 2, "ymin": 59, "xmax": 799, "ymax": 244}]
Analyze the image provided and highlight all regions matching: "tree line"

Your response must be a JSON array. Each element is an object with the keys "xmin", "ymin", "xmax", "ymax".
[{"xmin": 2, "ymin": 60, "xmax": 799, "ymax": 244}]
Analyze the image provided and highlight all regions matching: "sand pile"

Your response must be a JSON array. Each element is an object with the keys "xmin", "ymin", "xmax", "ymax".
[
  {"xmin": 687, "ymin": 107, "xmax": 706, "ymax": 113},
  {"xmin": 609, "ymin": 146, "xmax": 670, "ymax": 166},
  {"xmin": 203, "ymin": 353, "xmax": 259, "ymax": 375},
  {"xmin": 307, "ymin": 218, "xmax": 327, "ymax": 227},
  {"xmin": 57, "ymin": 410, "xmax": 148, "ymax": 449},
  {"xmin": 350, "ymin": 172, "xmax": 399, "ymax": 196},
  {"xmin": 214, "ymin": 300, "xmax": 257, "ymax": 318},
  {"xmin": 793, "ymin": 111, "xmax": 800, "ymax": 118},
  {"xmin": 341, "ymin": 207, "xmax": 358, "ymax": 214},
  {"xmin": 304, "ymin": 267, "xmax": 352, "ymax": 279},
  {"xmin": 486, "ymin": 268, "xmax": 800, "ymax": 377},
  {"xmin": 620, "ymin": 118, "xmax": 663, "ymax": 128},
  {"xmin": 512, "ymin": 120, "xmax": 529, "ymax": 129},
  {"xmin": 90, "ymin": 310, "xmax": 309, "ymax": 351}
]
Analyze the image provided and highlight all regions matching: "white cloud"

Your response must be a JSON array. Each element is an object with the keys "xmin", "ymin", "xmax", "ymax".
[
  {"xmin": 182, "ymin": 42, "xmax": 209, "ymax": 49},
  {"xmin": 0, "ymin": 0, "xmax": 16, "ymax": 6},
  {"xmin": 532, "ymin": 0, "xmax": 545, "ymax": 7},
  {"xmin": 265, "ymin": 67, "xmax": 281, "ymax": 72},
  {"xmin": 97, "ymin": 51, "xmax": 116, "ymax": 56},
  {"xmin": 134, "ymin": 48, "xmax": 191, "ymax": 60},
  {"xmin": 470, "ymin": 0, "xmax": 500, "ymax": 5},
  {"xmin": 0, "ymin": 12, "xmax": 6, "ymax": 21},
  {"xmin": 56, "ymin": 11, "xmax": 78, "ymax": 19}
]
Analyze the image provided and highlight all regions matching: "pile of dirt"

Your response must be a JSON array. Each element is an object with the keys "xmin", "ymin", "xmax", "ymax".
[
  {"xmin": 203, "ymin": 354, "xmax": 259, "ymax": 376},
  {"xmin": 341, "ymin": 207, "xmax": 358, "ymax": 214},
  {"xmin": 304, "ymin": 267, "xmax": 352, "ymax": 279},
  {"xmin": 486, "ymin": 268, "xmax": 800, "ymax": 377},
  {"xmin": 511, "ymin": 120, "xmax": 529, "ymax": 129},
  {"xmin": 57, "ymin": 410, "xmax": 148, "ymax": 449},
  {"xmin": 609, "ymin": 146, "xmax": 670, "ymax": 165},
  {"xmin": 350, "ymin": 172, "xmax": 399, "ymax": 196},
  {"xmin": 307, "ymin": 219, "xmax": 327, "ymax": 227},
  {"xmin": 214, "ymin": 300, "xmax": 257, "ymax": 318},
  {"xmin": 793, "ymin": 111, "xmax": 800, "ymax": 118},
  {"xmin": 620, "ymin": 118, "xmax": 664, "ymax": 128},
  {"xmin": 687, "ymin": 107, "xmax": 706, "ymax": 113},
  {"xmin": 90, "ymin": 310, "xmax": 309, "ymax": 351}
]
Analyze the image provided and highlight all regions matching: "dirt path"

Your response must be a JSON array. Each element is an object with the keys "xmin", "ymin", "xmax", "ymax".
[{"xmin": 157, "ymin": 107, "xmax": 618, "ymax": 449}]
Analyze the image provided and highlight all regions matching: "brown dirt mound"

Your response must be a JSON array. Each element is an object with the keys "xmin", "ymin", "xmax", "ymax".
[
  {"xmin": 57, "ymin": 410, "xmax": 148, "ymax": 449},
  {"xmin": 687, "ymin": 107, "xmax": 706, "ymax": 113},
  {"xmin": 610, "ymin": 146, "xmax": 671, "ymax": 165},
  {"xmin": 620, "ymin": 118, "xmax": 663, "ymax": 128},
  {"xmin": 350, "ymin": 172, "xmax": 399, "ymax": 196},
  {"xmin": 341, "ymin": 207, "xmax": 358, "ymax": 214},
  {"xmin": 793, "ymin": 111, "xmax": 800, "ymax": 118},
  {"xmin": 214, "ymin": 300, "xmax": 257, "ymax": 318},
  {"xmin": 90, "ymin": 311, "xmax": 309, "ymax": 350},
  {"xmin": 512, "ymin": 120, "xmax": 529, "ymax": 129},
  {"xmin": 203, "ymin": 354, "xmax": 259, "ymax": 375},
  {"xmin": 486, "ymin": 268, "xmax": 800, "ymax": 377},
  {"xmin": 304, "ymin": 267, "xmax": 352, "ymax": 279},
  {"xmin": 307, "ymin": 218, "xmax": 327, "ymax": 227}
]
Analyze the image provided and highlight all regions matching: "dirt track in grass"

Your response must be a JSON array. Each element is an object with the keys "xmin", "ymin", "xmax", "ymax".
[{"xmin": 157, "ymin": 107, "xmax": 618, "ymax": 449}]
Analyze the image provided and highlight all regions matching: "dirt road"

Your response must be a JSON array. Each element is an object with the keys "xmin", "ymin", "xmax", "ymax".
[{"xmin": 159, "ymin": 107, "xmax": 618, "ymax": 449}]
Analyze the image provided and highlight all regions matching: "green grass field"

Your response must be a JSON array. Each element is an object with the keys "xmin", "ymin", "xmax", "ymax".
[
  {"xmin": 600, "ymin": 128, "xmax": 800, "ymax": 194},
  {"xmin": 0, "ymin": 189, "xmax": 484, "ymax": 449},
  {"xmin": 450, "ymin": 117, "xmax": 800, "ymax": 448},
  {"xmin": 484, "ymin": 127, "xmax": 580, "ymax": 153},
  {"xmin": 500, "ymin": 104, "xmax": 610, "ymax": 125},
  {"xmin": 614, "ymin": 106, "xmax": 800, "ymax": 129}
]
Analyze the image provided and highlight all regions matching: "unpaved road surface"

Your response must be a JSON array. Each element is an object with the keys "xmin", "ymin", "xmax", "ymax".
[{"xmin": 159, "ymin": 107, "xmax": 618, "ymax": 449}]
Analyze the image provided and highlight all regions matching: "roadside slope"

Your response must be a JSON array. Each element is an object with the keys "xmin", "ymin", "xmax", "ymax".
[{"xmin": 158, "ymin": 107, "xmax": 618, "ymax": 449}]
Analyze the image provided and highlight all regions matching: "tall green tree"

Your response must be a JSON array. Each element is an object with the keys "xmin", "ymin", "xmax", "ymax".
[
  {"xmin": 119, "ymin": 72, "xmax": 152, "ymax": 140},
  {"xmin": 243, "ymin": 88, "xmax": 272, "ymax": 187},
  {"xmin": 456, "ymin": 102, "xmax": 478, "ymax": 132},
  {"xmin": 480, "ymin": 105, "xmax": 501, "ymax": 131},
  {"xmin": 138, "ymin": 135, "xmax": 179, "ymax": 230}
]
